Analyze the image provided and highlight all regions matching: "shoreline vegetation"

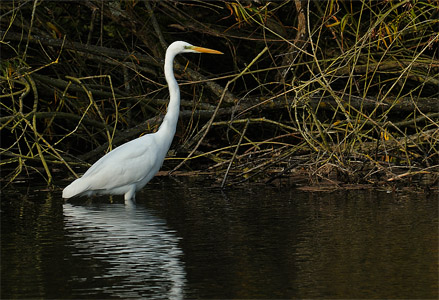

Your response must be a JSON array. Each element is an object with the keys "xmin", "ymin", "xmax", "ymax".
[{"xmin": 1, "ymin": 1, "xmax": 438, "ymax": 191}]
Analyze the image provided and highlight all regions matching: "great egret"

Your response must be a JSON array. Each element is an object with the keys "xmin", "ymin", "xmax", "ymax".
[{"xmin": 62, "ymin": 41, "xmax": 223, "ymax": 201}]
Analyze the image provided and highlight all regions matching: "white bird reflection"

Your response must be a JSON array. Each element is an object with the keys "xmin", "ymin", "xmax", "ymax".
[{"xmin": 63, "ymin": 202, "xmax": 186, "ymax": 299}]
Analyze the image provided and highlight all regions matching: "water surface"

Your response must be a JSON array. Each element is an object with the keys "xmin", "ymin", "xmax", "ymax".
[{"xmin": 1, "ymin": 179, "xmax": 438, "ymax": 298}]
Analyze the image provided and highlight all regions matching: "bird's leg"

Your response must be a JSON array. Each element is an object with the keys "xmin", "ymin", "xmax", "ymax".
[
  {"xmin": 124, "ymin": 186, "xmax": 136, "ymax": 204},
  {"xmin": 125, "ymin": 197, "xmax": 136, "ymax": 207}
]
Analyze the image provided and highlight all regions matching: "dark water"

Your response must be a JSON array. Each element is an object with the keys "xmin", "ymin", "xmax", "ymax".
[{"xmin": 1, "ymin": 178, "xmax": 438, "ymax": 299}]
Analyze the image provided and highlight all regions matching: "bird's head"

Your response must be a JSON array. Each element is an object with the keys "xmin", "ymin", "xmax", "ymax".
[{"xmin": 167, "ymin": 41, "xmax": 223, "ymax": 55}]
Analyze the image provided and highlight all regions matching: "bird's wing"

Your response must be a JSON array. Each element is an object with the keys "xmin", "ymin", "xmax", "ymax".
[{"xmin": 80, "ymin": 135, "xmax": 160, "ymax": 191}]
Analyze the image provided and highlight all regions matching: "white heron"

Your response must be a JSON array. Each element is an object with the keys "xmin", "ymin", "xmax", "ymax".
[{"xmin": 62, "ymin": 41, "xmax": 223, "ymax": 202}]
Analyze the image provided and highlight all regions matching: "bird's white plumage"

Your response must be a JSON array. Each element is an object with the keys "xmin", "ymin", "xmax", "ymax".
[
  {"xmin": 62, "ymin": 133, "xmax": 160, "ymax": 199},
  {"xmin": 62, "ymin": 41, "xmax": 222, "ymax": 202}
]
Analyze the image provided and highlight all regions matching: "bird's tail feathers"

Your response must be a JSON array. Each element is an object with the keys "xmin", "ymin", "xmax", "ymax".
[{"xmin": 62, "ymin": 178, "xmax": 89, "ymax": 199}]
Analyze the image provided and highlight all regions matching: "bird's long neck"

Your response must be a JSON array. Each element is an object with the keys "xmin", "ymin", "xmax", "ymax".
[{"xmin": 157, "ymin": 50, "xmax": 180, "ymax": 148}]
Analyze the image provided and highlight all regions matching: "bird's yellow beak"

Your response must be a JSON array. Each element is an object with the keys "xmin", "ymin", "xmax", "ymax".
[{"xmin": 191, "ymin": 46, "xmax": 223, "ymax": 54}]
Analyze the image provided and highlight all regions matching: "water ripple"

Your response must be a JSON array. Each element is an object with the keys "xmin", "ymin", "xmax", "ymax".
[{"xmin": 63, "ymin": 202, "xmax": 186, "ymax": 299}]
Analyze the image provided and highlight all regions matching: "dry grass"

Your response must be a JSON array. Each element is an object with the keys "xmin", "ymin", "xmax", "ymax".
[{"xmin": 1, "ymin": 0, "xmax": 438, "ymax": 190}]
